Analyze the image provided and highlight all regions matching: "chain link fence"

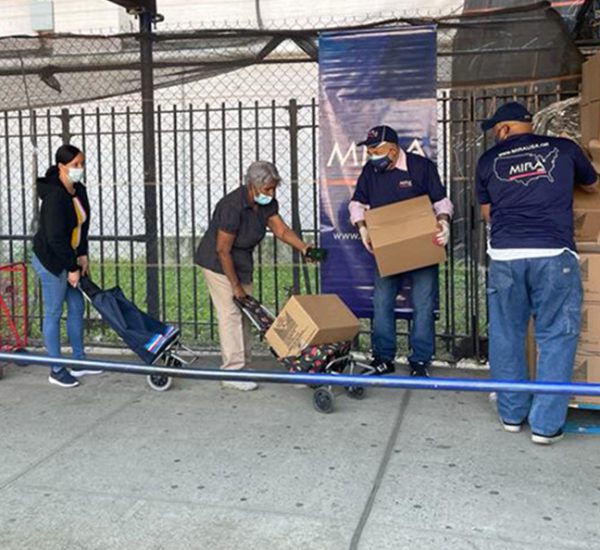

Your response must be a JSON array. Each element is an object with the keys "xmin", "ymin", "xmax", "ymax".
[{"xmin": 0, "ymin": 12, "xmax": 581, "ymax": 361}]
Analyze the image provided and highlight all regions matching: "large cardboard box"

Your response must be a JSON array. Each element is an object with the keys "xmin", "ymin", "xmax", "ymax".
[
  {"xmin": 572, "ymin": 352, "xmax": 600, "ymax": 406},
  {"xmin": 582, "ymin": 52, "xmax": 600, "ymax": 106},
  {"xmin": 582, "ymin": 55, "xmax": 600, "ymax": 104},
  {"xmin": 525, "ymin": 327, "xmax": 600, "ymax": 406},
  {"xmin": 577, "ymin": 243, "xmax": 600, "ymax": 254},
  {"xmin": 573, "ymin": 187, "xmax": 600, "ymax": 243},
  {"xmin": 580, "ymin": 51, "xmax": 600, "ymax": 152},
  {"xmin": 579, "ymin": 252, "xmax": 600, "ymax": 301},
  {"xmin": 581, "ymin": 101, "xmax": 600, "ymax": 150},
  {"xmin": 265, "ymin": 295, "xmax": 360, "ymax": 358},
  {"xmin": 589, "ymin": 139, "xmax": 600, "ymax": 174},
  {"xmin": 578, "ymin": 303, "xmax": 600, "ymax": 352},
  {"xmin": 365, "ymin": 195, "xmax": 446, "ymax": 277}
]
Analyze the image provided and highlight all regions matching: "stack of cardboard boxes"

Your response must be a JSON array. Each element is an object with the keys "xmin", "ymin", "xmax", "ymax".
[
  {"xmin": 581, "ymin": 52, "xmax": 600, "ymax": 156},
  {"xmin": 572, "ymin": 51, "xmax": 600, "ymax": 406},
  {"xmin": 570, "ymin": 204, "xmax": 600, "ymax": 406},
  {"xmin": 526, "ymin": 51, "xmax": 600, "ymax": 406}
]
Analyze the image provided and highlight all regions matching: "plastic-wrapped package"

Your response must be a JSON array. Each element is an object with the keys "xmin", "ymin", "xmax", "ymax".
[{"xmin": 532, "ymin": 96, "xmax": 581, "ymax": 141}]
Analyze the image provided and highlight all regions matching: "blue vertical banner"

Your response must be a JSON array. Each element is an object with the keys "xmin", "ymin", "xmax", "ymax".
[{"xmin": 319, "ymin": 26, "xmax": 438, "ymax": 318}]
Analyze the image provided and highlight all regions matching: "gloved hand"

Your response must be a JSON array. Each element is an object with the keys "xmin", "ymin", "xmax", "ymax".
[
  {"xmin": 358, "ymin": 225, "xmax": 373, "ymax": 254},
  {"xmin": 434, "ymin": 219, "xmax": 450, "ymax": 247}
]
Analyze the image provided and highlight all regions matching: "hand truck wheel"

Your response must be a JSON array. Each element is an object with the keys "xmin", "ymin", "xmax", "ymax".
[
  {"xmin": 146, "ymin": 373, "xmax": 173, "ymax": 392},
  {"xmin": 313, "ymin": 387, "xmax": 335, "ymax": 414},
  {"xmin": 146, "ymin": 356, "xmax": 182, "ymax": 392}
]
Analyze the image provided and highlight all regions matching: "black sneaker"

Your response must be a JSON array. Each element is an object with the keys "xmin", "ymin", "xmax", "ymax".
[
  {"xmin": 409, "ymin": 361, "xmax": 430, "ymax": 377},
  {"xmin": 531, "ymin": 429, "xmax": 564, "ymax": 445},
  {"xmin": 369, "ymin": 360, "xmax": 396, "ymax": 376},
  {"xmin": 49, "ymin": 368, "xmax": 80, "ymax": 388}
]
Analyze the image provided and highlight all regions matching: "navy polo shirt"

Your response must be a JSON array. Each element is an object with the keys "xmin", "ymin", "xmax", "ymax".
[
  {"xmin": 194, "ymin": 186, "xmax": 279, "ymax": 284},
  {"xmin": 476, "ymin": 133, "xmax": 597, "ymax": 250},
  {"xmin": 351, "ymin": 151, "xmax": 447, "ymax": 209}
]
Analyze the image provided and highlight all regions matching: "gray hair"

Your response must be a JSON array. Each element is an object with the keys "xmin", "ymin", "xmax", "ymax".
[{"xmin": 245, "ymin": 161, "xmax": 281, "ymax": 189}]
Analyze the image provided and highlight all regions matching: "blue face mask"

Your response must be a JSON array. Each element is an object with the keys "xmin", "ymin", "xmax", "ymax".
[
  {"xmin": 255, "ymin": 193, "xmax": 273, "ymax": 206},
  {"xmin": 370, "ymin": 153, "xmax": 392, "ymax": 173}
]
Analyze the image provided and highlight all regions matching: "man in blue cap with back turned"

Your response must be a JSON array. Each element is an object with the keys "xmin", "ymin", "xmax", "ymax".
[
  {"xmin": 349, "ymin": 125, "xmax": 453, "ymax": 377},
  {"xmin": 477, "ymin": 101, "xmax": 598, "ymax": 445}
]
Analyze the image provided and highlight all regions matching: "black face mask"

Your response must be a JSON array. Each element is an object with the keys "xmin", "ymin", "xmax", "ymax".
[{"xmin": 369, "ymin": 154, "xmax": 393, "ymax": 173}]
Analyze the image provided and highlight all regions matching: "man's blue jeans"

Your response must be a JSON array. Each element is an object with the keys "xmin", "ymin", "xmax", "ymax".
[
  {"xmin": 32, "ymin": 254, "xmax": 86, "ymax": 373},
  {"xmin": 372, "ymin": 265, "xmax": 438, "ymax": 365},
  {"xmin": 488, "ymin": 252, "xmax": 582, "ymax": 436}
]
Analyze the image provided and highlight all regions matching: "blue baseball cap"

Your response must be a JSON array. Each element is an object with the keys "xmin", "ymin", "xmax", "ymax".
[
  {"xmin": 481, "ymin": 102, "xmax": 533, "ymax": 131},
  {"xmin": 357, "ymin": 125, "xmax": 399, "ymax": 147}
]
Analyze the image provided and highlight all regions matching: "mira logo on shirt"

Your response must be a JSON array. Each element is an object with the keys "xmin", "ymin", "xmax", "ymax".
[{"xmin": 493, "ymin": 148, "xmax": 559, "ymax": 186}]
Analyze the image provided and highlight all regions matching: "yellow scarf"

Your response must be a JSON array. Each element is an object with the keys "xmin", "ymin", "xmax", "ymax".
[{"xmin": 70, "ymin": 196, "xmax": 87, "ymax": 249}]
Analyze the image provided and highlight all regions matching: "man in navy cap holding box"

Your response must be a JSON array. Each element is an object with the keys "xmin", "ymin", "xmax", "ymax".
[
  {"xmin": 349, "ymin": 125, "xmax": 454, "ymax": 377},
  {"xmin": 476, "ymin": 101, "xmax": 598, "ymax": 444}
]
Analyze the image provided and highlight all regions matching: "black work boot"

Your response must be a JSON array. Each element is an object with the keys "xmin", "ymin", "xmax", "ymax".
[
  {"xmin": 409, "ymin": 361, "xmax": 430, "ymax": 378},
  {"xmin": 369, "ymin": 359, "xmax": 396, "ymax": 376}
]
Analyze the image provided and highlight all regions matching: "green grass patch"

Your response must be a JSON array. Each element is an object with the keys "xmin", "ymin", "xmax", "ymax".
[{"xmin": 21, "ymin": 253, "xmax": 486, "ymax": 361}]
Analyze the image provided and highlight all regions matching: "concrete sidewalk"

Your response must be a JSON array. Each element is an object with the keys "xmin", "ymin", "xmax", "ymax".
[{"xmin": 0, "ymin": 357, "xmax": 599, "ymax": 550}]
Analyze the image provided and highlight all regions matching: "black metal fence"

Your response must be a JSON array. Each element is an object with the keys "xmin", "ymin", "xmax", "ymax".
[{"xmin": 0, "ymin": 83, "xmax": 575, "ymax": 361}]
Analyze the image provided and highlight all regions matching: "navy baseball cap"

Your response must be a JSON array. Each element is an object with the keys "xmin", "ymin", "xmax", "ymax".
[
  {"xmin": 357, "ymin": 125, "xmax": 399, "ymax": 147},
  {"xmin": 481, "ymin": 102, "xmax": 533, "ymax": 131}
]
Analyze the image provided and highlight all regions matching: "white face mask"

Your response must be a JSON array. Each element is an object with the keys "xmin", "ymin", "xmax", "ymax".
[{"xmin": 68, "ymin": 167, "xmax": 84, "ymax": 184}]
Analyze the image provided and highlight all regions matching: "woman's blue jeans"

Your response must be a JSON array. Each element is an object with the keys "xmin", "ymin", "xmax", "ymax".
[{"xmin": 32, "ymin": 254, "xmax": 85, "ymax": 373}]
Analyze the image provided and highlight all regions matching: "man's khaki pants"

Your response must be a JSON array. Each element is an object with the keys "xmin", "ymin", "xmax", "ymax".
[{"xmin": 202, "ymin": 268, "xmax": 253, "ymax": 371}]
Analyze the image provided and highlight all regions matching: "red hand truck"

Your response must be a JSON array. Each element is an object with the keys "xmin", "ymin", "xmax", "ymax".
[{"xmin": 0, "ymin": 263, "xmax": 28, "ymax": 379}]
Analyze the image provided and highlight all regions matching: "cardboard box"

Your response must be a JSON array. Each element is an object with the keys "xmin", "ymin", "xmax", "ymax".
[
  {"xmin": 265, "ymin": 294, "xmax": 360, "ymax": 358},
  {"xmin": 573, "ymin": 187, "xmax": 600, "ymax": 243},
  {"xmin": 365, "ymin": 195, "xmax": 446, "ymax": 277},
  {"xmin": 578, "ymin": 303, "xmax": 600, "ymax": 352},
  {"xmin": 525, "ymin": 325, "xmax": 600, "ymax": 406},
  {"xmin": 576, "ymin": 243, "xmax": 600, "ymax": 254},
  {"xmin": 582, "ymin": 52, "xmax": 600, "ymax": 106},
  {"xmin": 579, "ymin": 252, "xmax": 600, "ymax": 301},
  {"xmin": 580, "ymin": 101, "xmax": 600, "ymax": 151},
  {"xmin": 572, "ymin": 352, "xmax": 600, "ymax": 406},
  {"xmin": 589, "ymin": 139, "xmax": 600, "ymax": 174}
]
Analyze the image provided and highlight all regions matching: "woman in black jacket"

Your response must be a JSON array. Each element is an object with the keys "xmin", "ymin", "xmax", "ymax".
[{"xmin": 32, "ymin": 144, "xmax": 100, "ymax": 388}]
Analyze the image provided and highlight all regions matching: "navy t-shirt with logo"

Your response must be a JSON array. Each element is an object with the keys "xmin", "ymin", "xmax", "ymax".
[
  {"xmin": 352, "ymin": 151, "xmax": 447, "ymax": 208},
  {"xmin": 476, "ymin": 133, "xmax": 597, "ymax": 250}
]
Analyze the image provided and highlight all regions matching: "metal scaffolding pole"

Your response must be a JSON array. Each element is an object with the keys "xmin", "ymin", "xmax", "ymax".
[
  {"xmin": 106, "ymin": 1, "xmax": 161, "ymax": 317},
  {"xmin": 139, "ymin": 9, "xmax": 160, "ymax": 318}
]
